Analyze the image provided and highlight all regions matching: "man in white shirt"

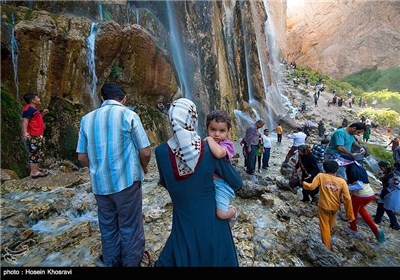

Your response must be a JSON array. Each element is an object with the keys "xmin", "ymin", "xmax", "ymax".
[
  {"xmin": 261, "ymin": 129, "xmax": 272, "ymax": 169},
  {"xmin": 282, "ymin": 127, "xmax": 307, "ymax": 167}
]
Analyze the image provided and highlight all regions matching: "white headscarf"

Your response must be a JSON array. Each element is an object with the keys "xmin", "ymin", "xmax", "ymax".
[{"xmin": 167, "ymin": 98, "xmax": 201, "ymax": 176}]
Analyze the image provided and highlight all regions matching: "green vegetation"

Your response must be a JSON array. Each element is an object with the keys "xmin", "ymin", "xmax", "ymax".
[
  {"xmin": 111, "ymin": 63, "xmax": 123, "ymax": 81},
  {"xmin": 102, "ymin": 4, "xmax": 112, "ymax": 21},
  {"xmin": 60, "ymin": 124, "xmax": 79, "ymax": 163},
  {"xmin": 362, "ymin": 89, "xmax": 400, "ymax": 113},
  {"xmin": 357, "ymin": 108, "xmax": 398, "ymax": 128},
  {"xmin": 357, "ymin": 89, "xmax": 400, "ymax": 128},
  {"xmin": 1, "ymin": 85, "xmax": 29, "ymax": 177},
  {"xmin": 341, "ymin": 67, "xmax": 400, "ymax": 92},
  {"xmin": 364, "ymin": 143, "xmax": 394, "ymax": 165}
]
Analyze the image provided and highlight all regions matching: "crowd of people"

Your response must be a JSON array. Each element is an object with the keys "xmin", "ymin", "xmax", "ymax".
[{"xmin": 21, "ymin": 81, "xmax": 399, "ymax": 267}]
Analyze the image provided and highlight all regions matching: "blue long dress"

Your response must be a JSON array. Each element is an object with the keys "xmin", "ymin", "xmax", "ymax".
[{"xmin": 154, "ymin": 141, "xmax": 243, "ymax": 267}]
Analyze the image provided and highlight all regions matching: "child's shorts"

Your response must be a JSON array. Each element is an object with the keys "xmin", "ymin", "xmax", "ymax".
[{"xmin": 27, "ymin": 135, "xmax": 45, "ymax": 164}]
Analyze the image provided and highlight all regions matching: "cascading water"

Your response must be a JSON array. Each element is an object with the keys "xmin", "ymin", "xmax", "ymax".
[
  {"xmin": 263, "ymin": 0, "xmax": 295, "ymax": 119},
  {"xmin": 10, "ymin": 12, "xmax": 19, "ymax": 100},
  {"xmin": 166, "ymin": 1, "xmax": 192, "ymax": 100},
  {"xmin": 86, "ymin": 23, "xmax": 99, "ymax": 109},
  {"xmin": 85, "ymin": 3, "xmax": 103, "ymax": 109}
]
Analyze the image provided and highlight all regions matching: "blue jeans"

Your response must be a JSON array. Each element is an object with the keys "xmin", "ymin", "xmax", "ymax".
[
  {"xmin": 95, "ymin": 181, "xmax": 145, "ymax": 267},
  {"xmin": 262, "ymin": 148, "xmax": 271, "ymax": 168},
  {"xmin": 246, "ymin": 145, "xmax": 258, "ymax": 174}
]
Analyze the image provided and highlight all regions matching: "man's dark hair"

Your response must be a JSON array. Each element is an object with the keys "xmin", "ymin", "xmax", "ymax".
[
  {"xmin": 206, "ymin": 110, "xmax": 232, "ymax": 130},
  {"xmin": 101, "ymin": 83, "xmax": 126, "ymax": 101},
  {"xmin": 348, "ymin": 122, "xmax": 367, "ymax": 131},
  {"xmin": 323, "ymin": 160, "xmax": 339, "ymax": 174},
  {"xmin": 23, "ymin": 92, "xmax": 37, "ymax": 104}
]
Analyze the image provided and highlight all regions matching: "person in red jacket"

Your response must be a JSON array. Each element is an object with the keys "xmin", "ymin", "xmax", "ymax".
[{"xmin": 22, "ymin": 92, "xmax": 49, "ymax": 179}]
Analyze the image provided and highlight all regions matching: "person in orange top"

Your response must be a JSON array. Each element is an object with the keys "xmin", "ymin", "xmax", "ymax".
[{"xmin": 303, "ymin": 160, "xmax": 354, "ymax": 250}]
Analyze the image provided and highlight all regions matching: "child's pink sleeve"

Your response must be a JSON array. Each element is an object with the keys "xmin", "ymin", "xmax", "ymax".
[{"xmin": 219, "ymin": 139, "xmax": 234, "ymax": 160}]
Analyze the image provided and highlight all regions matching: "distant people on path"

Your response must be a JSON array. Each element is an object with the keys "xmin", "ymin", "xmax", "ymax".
[
  {"xmin": 374, "ymin": 161, "xmax": 400, "ymax": 230},
  {"xmin": 386, "ymin": 137, "xmax": 399, "ymax": 160},
  {"xmin": 296, "ymin": 145, "xmax": 321, "ymax": 203},
  {"xmin": 303, "ymin": 119, "xmax": 313, "ymax": 139},
  {"xmin": 261, "ymin": 129, "xmax": 272, "ymax": 169},
  {"xmin": 274, "ymin": 123, "xmax": 283, "ymax": 143},
  {"xmin": 363, "ymin": 126, "xmax": 371, "ymax": 142},
  {"xmin": 22, "ymin": 92, "xmax": 50, "ymax": 179},
  {"xmin": 203, "ymin": 110, "xmax": 237, "ymax": 223},
  {"xmin": 302, "ymin": 160, "xmax": 354, "ymax": 250},
  {"xmin": 300, "ymin": 101, "xmax": 306, "ymax": 113},
  {"xmin": 312, "ymin": 139, "xmax": 329, "ymax": 172},
  {"xmin": 332, "ymin": 95, "xmax": 337, "ymax": 106},
  {"xmin": 338, "ymin": 97, "xmax": 343, "ymax": 107},
  {"xmin": 365, "ymin": 117, "xmax": 371, "ymax": 129},
  {"xmin": 341, "ymin": 117, "xmax": 348, "ymax": 128},
  {"xmin": 324, "ymin": 122, "xmax": 367, "ymax": 180},
  {"xmin": 313, "ymin": 92, "xmax": 318, "ymax": 106},
  {"xmin": 244, "ymin": 119, "xmax": 265, "ymax": 175},
  {"xmin": 76, "ymin": 83, "xmax": 151, "ymax": 267},
  {"xmin": 386, "ymin": 126, "xmax": 392, "ymax": 139},
  {"xmin": 154, "ymin": 98, "xmax": 243, "ymax": 266},
  {"xmin": 282, "ymin": 127, "xmax": 307, "ymax": 167}
]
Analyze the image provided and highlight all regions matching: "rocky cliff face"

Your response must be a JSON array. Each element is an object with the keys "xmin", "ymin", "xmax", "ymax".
[{"xmin": 284, "ymin": 0, "xmax": 400, "ymax": 79}]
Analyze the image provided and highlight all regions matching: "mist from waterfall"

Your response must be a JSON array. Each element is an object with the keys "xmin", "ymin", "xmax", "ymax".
[{"xmin": 11, "ymin": 12, "xmax": 19, "ymax": 100}]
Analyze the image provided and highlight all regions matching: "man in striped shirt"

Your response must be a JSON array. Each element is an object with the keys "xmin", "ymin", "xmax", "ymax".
[{"xmin": 76, "ymin": 83, "xmax": 151, "ymax": 267}]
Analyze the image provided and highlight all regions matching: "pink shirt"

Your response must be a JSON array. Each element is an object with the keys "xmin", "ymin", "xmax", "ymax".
[{"xmin": 219, "ymin": 139, "xmax": 234, "ymax": 160}]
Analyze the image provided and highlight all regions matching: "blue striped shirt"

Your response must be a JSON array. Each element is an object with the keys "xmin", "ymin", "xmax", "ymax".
[{"xmin": 76, "ymin": 100, "xmax": 150, "ymax": 195}]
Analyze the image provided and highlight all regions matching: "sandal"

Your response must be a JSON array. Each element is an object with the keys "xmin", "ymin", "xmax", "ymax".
[
  {"xmin": 140, "ymin": 250, "xmax": 151, "ymax": 267},
  {"xmin": 31, "ymin": 170, "xmax": 49, "ymax": 179}
]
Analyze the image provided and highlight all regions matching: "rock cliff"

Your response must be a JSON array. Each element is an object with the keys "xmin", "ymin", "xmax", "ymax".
[{"xmin": 284, "ymin": 0, "xmax": 400, "ymax": 79}]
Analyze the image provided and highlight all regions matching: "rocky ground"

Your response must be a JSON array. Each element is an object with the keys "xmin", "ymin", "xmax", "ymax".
[{"xmin": 1, "ymin": 69, "xmax": 399, "ymax": 268}]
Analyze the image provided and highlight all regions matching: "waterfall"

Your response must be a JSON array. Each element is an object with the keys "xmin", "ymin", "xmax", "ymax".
[
  {"xmin": 166, "ymin": 1, "xmax": 192, "ymax": 99},
  {"xmin": 262, "ymin": 0, "xmax": 287, "ymax": 119},
  {"xmin": 97, "ymin": 2, "xmax": 103, "ymax": 20},
  {"xmin": 10, "ymin": 12, "xmax": 19, "ymax": 100},
  {"xmin": 222, "ymin": 1, "xmax": 238, "ymax": 92},
  {"xmin": 86, "ymin": 22, "xmax": 99, "ymax": 108},
  {"xmin": 239, "ymin": 1, "xmax": 255, "ymax": 102}
]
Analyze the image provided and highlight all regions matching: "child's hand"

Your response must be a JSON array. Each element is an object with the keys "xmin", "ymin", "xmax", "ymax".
[{"xmin": 42, "ymin": 109, "xmax": 49, "ymax": 115}]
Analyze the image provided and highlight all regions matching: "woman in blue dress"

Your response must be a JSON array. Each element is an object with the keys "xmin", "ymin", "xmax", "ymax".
[{"xmin": 154, "ymin": 98, "xmax": 243, "ymax": 267}]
